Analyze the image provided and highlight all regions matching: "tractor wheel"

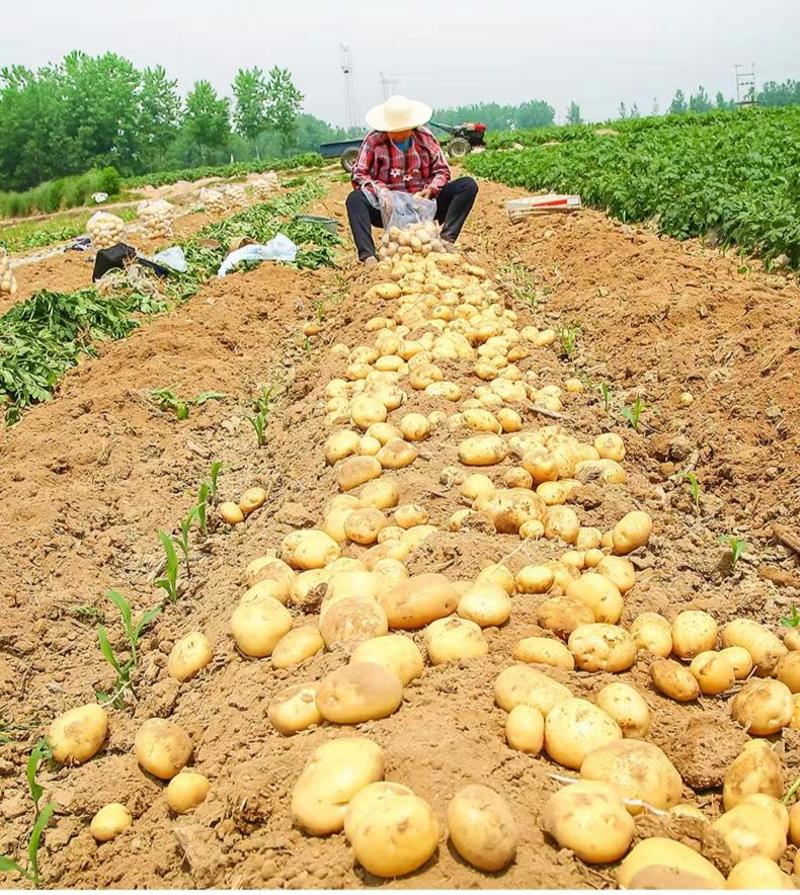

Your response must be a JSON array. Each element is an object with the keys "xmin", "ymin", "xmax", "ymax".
[
  {"xmin": 447, "ymin": 137, "xmax": 471, "ymax": 159},
  {"xmin": 341, "ymin": 148, "xmax": 359, "ymax": 173}
]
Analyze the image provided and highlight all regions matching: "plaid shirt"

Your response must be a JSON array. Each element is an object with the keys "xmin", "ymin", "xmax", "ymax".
[{"xmin": 352, "ymin": 127, "xmax": 451, "ymax": 197}]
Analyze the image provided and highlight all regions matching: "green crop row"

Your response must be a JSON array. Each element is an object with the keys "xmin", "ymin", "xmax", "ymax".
[
  {"xmin": 468, "ymin": 106, "xmax": 800, "ymax": 265},
  {"xmin": 0, "ymin": 168, "xmax": 122, "ymax": 220}
]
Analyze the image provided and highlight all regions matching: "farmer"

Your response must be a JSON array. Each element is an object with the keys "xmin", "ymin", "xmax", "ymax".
[{"xmin": 346, "ymin": 95, "xmax": 478, "ymax": 265}]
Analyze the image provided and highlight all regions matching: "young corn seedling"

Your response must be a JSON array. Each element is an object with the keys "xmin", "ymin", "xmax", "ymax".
[
  {"xmin": 70, "ymin": 604, "xmax": 105, "ymax": 624},
  {"xmin": 249, "ymin": 412, "xmax": 267, "ymax": 447},
  {"xmin": 0, "ymin": 740, "xmax": 55, "ymax": 887},
  {"xmin": 196, "ymin": 482, "xmax": 210, "ymax": 536},
  {"xmin": 781, "ymin": 606, "xmax": 800, "ymax": 628},
  {"xmin": 150, "ymin": 387, "xmax": 189, "ymax": 420},
  {"xmin": 621, "ymin": 397, "xmax": 646, "ymax": 431},
  {"xmin": 155, "ymin": 531, "xmax": 180, "ymax": 603},
  {"xmin": 719, "ymin": 535, "xmax": 748, "ymax": 571},
  {"xmin": 599, "ymin": 382, "xmax": 612, "ymax": 412},
  {"xmin": 177, "ymin": 507, "xmax": 197, "ymax": 575},
  {"xmin": 313, "ymin": 299, "xmax": 326, "ymax": 323},
  {"xmin": 680, "ymin": 471, "xmax": 702, "ymax": 512},
  {"xmin": 96, "ymin": 590, "xmax": 162, "ymax": 707},
  {"xmin": 556, "ymin": 323, "xmax": 580, "ymax": 359},
  {"xmin": 207, "ymin": 461, "xmax": 222, "ymax": 503}
]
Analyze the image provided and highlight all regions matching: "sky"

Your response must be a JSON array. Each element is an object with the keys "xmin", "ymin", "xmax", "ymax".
[{"xmin": 3, "ymin": 0, "xmax": 799, "ymax": 125}]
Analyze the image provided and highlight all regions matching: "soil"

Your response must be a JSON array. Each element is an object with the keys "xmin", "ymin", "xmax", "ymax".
[{"xmin": 1, "ymin": 175, "xmax": 799, "ymax": 889}]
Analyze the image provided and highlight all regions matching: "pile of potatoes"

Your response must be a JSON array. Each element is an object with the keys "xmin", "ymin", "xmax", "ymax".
[
  {"xmin": 251, "ymin": 172, "xmax": 280, "ymax": 200},
  {"xmin": 222, "ymin": 183, "xmax": 248, "ymax": 207},
  {"xmin": 137, "ymin": 198, "xmax": 175, "ymax": 240},
  {"xmin": 218, "ymin": 486, "xmax": 268, "ymax": 525},
  {"xmin": 0, "ymin": 247, "xmax": 16, "ymax": 296},
  {"xmin": 198, "ymin": 187, "xmax": 226, "ymax": 214},
  {"xmin": 87, "ymin": 211, "xmax": 126, "ymax": 249},
  {"xmin": 379, "ymin": 220, "xmax": 446, "ymax": 260}
]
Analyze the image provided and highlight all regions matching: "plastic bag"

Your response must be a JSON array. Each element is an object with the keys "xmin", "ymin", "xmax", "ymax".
[
  {"xmin": 153, "ymin": 246, "xmax": 188, "ymax": 273},
  {"xmin": 368, "ymin": 187, "xmax": 446, "ymax": 259},
  {"xmin": 217, "ymin": 233, "xmax": 298, "ymax": 277}
]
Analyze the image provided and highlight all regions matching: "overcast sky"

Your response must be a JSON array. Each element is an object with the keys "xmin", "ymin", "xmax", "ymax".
[{"xmin": 3, "ymin": 0, "xmax": 799, "ymax": 124}]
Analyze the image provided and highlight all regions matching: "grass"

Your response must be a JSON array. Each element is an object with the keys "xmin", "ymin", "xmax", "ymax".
[
  {"xmin": 0, "ymin": 207, "xmax": 137, "ymax": 253},
  {"xmin": 0, "ymin": 167, "xmax": 121, "ymax": 219},
  {"xmin": 497, "ymin": 262, "xmax": 539, "ymax": 309}
]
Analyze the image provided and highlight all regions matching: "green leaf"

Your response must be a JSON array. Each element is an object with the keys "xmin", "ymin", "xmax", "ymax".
[
  {"xmin": 106, "ymin": 590, "xmax": 132, "ymax": 638},
  {"xmin": 194, "ymin": 391, "xmax": 226, "ymax": 406},
  {"xmin": 134, "ymin": 605, "xmax": 163, "ymax": 640},
  {"xmin": 0, "ymin": 856, "xmax": 26, "ymax": 876},
  {"xmin": 176, "ymin": 402, "xmax": 189, "ymax": 420},
  {"xmin": 29, "ymin": 801, "xmax": 55, "ymax": 885},
  {"xmin": 97, "ymin": 626, "xmax": 121, "ymax": 673}
]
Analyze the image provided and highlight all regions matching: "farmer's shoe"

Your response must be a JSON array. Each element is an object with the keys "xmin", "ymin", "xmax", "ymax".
[{"xmin": 363, "ymin": 256, "xmax": 378, "ymax": 267}]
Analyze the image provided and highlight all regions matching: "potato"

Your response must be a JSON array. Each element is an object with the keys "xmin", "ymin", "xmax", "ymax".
[
  {"xmin": 460, "ymin": 473, "xmax": 496, "ymax": 502},
  {"xmin": 325, "ymin": 429, "xmax": 361, "ymax": 464},
  {"xmin": 537, "ymin": 596, "xmax": 595, "ymax": 639},
  {"xmin": 580, "ymin": 739, "xmax": 682, "ymax": 815},
  {"xmin": 618, "ymin": 838, "xmax": 726, "ymax": 888},
  {"xmin": 90, "ymin": 803, "xmax": 132, "ymax": 842},
  {"xmin": 776, "ymin": 652, "xmax": 800, "ymax": 693},
  {"xmin": 166, "ymin": 772, "xmax": 210, "ymax": 814},
  {"xmin": 726, "ymin": 855, "xmax": 794, "ymax": 889},
  {"xmin": 425, "ymin": 616, "xmax": 488, "ymax": 664},
  {"xmin": 475, "ymin": 488, "xmax": 546, "ymax": 534},
  {"xmin": 399, "ymin": 412, "xmax": 431, "ymax": 441},
  {"xmin": 321, "ymin": 571, "xmax": 381, "ymax": 616},
  {"xmin": 358, "ymin": 477, "xmax": 401, "ymax": 512},
  {"xmin": 268, "ymin": 683, "xmax": 323, "ymax": 735},
  {"xmin": 319, "ymin": 598, "xmax": 389, "ymax": 648},
  {"xmin": 630, "ymin": 612, "xmax": 673, "ymax": 657},
  {"xmin": 240, "ymin": 487, "xmax": 267, "ymax": 515},
  {"xmin": 650, "ymin": 658, "xmax": 700, "ymax": 702},
  {"xmin": 240, "ymin": 577, "xmax": 290, "ymax": 607},
  {"xmin": 281, "ymin": 529, "xmax": 341, "ymax": 570},
  {"xmin": 505, "ymin": 705, "xmax": 545, "ymax": 754},
  {"xmin": 344, "ymin": 508, "xmax": 388, "ymax": 545},
  {"xmin": 447, "ymin": 785, "xmax": 518, "ymax": 872},
  {"xmin": 458, "ymin": 434, "xmax": 508, "ymax": 466},
  {"xmin": 543, "ymin": 781, "xmax": 634, "ymax": 864},
  {"xmin": 594, "ymin": 432, "xmax": 625, "ymax": 462},
  {"xmin": 513, "ymin": 636, "xmax": 574, "ymax": 671},
  {"xmin": 462, "ymin": 408, "xmax": 502, "ymax": 434},
  {"xmin": 791, "ymin": 803, "xmax": 800, "ymax": 845},
  {"xmin": 345, "ymin": 783, "xmax": 438, "ymax": 877},
  {"xmin": 690, "ymin": 650, "xmax": 735, "ymax": 695},
  {"xmin": 336, "ymin": 455, "xmax": 382, "ymax": 492},
  {"xmin": 231, "ymin": 597, "xmax": 292, "ymax": 657},
  {"xmin": 720, "ymin": 645, "xmax": 754, "ymax": 680},
  {"xmin": 49, "ymin": 704, "xmax": 108, "ymax": 765},
  {"xmin": 220, "ymin": 501, "xmax": 245, "ymax": 524},
  {"xmin": 316, "ymin": 662, "xmax": 403, "ymax": 724},
  {"xmin": 272, "ymin": 625, "xmax": 324, "ymax": 668},
  {"xmin": 565, "ymin": 574, "xmax": 623, "ymax": 624},
  {"xmin": 494, "ymin": 664, "xmax": 572, "ymax": 716},
  {"xmin": 544, "ymin": 698, "xmax": 622, "ymax": 769},
  {"xmin": 351, "ymin": 395, "xmax": 388, "ymax": 428},
  {"xmin": 723, "ymin": 740, "xmax": 783, "ymax": 810},
  {"xmin": 595, "ymin": 556, "xmax": 635, "ymax": 594},
  {"xmin": 496, "ymin": 408, "xmax": 522, "ymax": 432},
  {"xmin": 394, "ymin": 504, "xmax": 428, "ymax": 529},
  {"xmin": 247, "ymin": 555, "xmax": 293, "ymax": 590},
  {"xmin": 712, "ymin": 803, "xmax": 786, "ymax": 863},
  {"xmin": 291, "ymin": 737, "xmax": 384, "ymax": 835},
  {"xmin": 376, "ymin": 439, "xmax": 417, "ymax": 470},
  {"xmin": 379, "ymin": 573, "xmax": 458, "ymax": 629},
  {"xmin": 593, "ymin": 684, "xmax": 649, "ymax": 741},
  {"xmin": 544, "ymin": 505, "xmax": 580, "ymax": 544},
  {"xmin": 611, "ymin": 510, "xmax": 652, "ymax": 554},
  {"xmin": 786, "ymin": 628, "xmax": 800, "ymax": 651},
  {"xmin": 516, "ymin": 564, "xmax": 554, "ymax": 594},
  {"xmin": 134, "ymin": 718, "xmax": 192, "ymax": 780},
  {"xmin": 722, "ymin": 619, "xmax": 787, "ymax": 676},
  {"xmin": 740, "ymin": 794, "xmax": 789, "ymax": 835},
  {"xmin": 731, "ymin": 679, "xmax": 793, "ymax": 735},
  {"xmin": 672, "ymin": 610, "xmax": 718, "ymax": 659},
  {"xmin": 167, "ymin": 632, "xmax": 212, "ymax": 682},
  {"xmin": 457, "ymin": 583, "xmax": 512, "ymax": 627},
  {"xmin": 349, "ymin": 634, "xmax": 424, "ymax": 686},
  {"xmin": 569, "ymin": 624, "xmax": 637, "ymax": 673}
]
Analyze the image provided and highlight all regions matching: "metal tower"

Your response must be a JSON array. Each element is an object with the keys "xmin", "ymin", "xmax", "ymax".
[
  {"xmin": 735, "ymin": 64, "xmax": 757, "ymax": 106},
  {"xmin": 340, "ymin": 45, "xmax": 360, "ymax": 130},
  {"xmin": 379, "ymin": 71, "xmax": 400, "ymax": 101}
]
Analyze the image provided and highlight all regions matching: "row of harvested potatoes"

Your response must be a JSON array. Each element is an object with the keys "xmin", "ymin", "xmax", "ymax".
[{"xmin": 36, "ymin": 248, "xmax": 799, "ymax": 888}]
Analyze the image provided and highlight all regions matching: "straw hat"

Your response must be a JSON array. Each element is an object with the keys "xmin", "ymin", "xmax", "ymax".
[{"xmin": 365, "ymin": 95, "xmax": 432, "ymax": 132}]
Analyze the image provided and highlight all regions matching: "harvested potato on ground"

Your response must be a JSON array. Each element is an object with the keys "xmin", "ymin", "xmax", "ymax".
[
  {"xmin": 247, "ymin": 555, "xmax": 294, "ymax": 590},
  {"xmin": 426, "ymin": 616, "xmax": 488, "ymax": 664},
  {"xmin": 394, "ymin": 504, "xmax": 428, "ymax": 529},
  {"xmin": 595, "ymin": 556, "xmax": 635, "ymax": 594},
  {"xmin": 447, "ymin": 785, "xmax": 518, "ymax": 872},
  {"xmin": 167, "ymin": 632, "xmax": 212, "ymax": 682},
  {"xmin": 49, "ymin": 704, "xmax": 108, "ymax": 765},
  {"xmin": 345, "ymin": 783, "xmax": 439, "ymax": 877},
  {"xmin": 134, "ymin": 718, "xmax": 192, "ymax": 780},
  {"xmin": 344, "ymin": 508, "xmax": 388, "ymax": 545},
  {"xmin": 476, "ymin": 489, "xmax": 546, "ymax": 535},
  {"xmin": 720, "ymin": 645, "xmax": 754, "ymax": 680},
  {"xmin": 399, "ymin": 413, "xmax": 431, "ymax": 441},
  {"xmin": 595, "ymin": 682, "xmax": 651, "ymax": 739},
  {"xmin": 671, "ymin": 610, "xmax": 718, "ymax": 659},
  {"xmin": 457, "ymin": 583, "xmax": 512, "ymax": 627},
  {"xmin": 786, "ymin": 629, "xmax": 800, "ymax": 651},
  {"xmin": 269, "ymin": 683, "xmax": 323, "ymax": 735},
  {"xmin": 544, "ymin": 505, "xmax": 580, "ymax": 544},
  {"xmin": 723, "ymin": 740, "xmax": 784, "ymax": 810},
  {"xmin": 722, "ymin": 619, "xmax": 787, "ymax": 676},
  {"xmin": 220, "ymin": 501, "xmax": 245, "ymax": 524},
  {"xmin": 458, "ymin": 434, "xmax": 508, "ymax": 466},
  {"xmin": 240, "ymin": 487, "xmax": 267, "ymax": 515},
  {"xmin": 316, "ymin": 662, "xmax": 403, "ymax": 724},
  {"xmin": 358, "ymin": 478, "xmax": 400, "ymax": 510},
  {"xmin": 272, "ymin": 626, "xmax": 324, "ymax": 669},
  {"xmin": 240, "ymin": 578, "xmax": 289, "ymax": 606},
  {"xmin": 580, "ymin": 739, "xmax": 682, "ymax": 815},
  {"xmin": 594, "ymin": 433, "xmax": 625, "ymax": 462},
  {"xmin": 544, "ymin": 698, "xmax": 622, "ymax": 769},
  {"xmin": 566, "ymin": 574, "xmax": 623, "ymax": 624},
  {"xmin": 166, "ymin": 772, "xmax": 210, "ymax": 814},
  {"xmin": 282, "ymin": 529, "xmax": 341, "ymax": 570},
  {"xmin": 726, "ymin": 855, "xmax": 794, "ymax": 889},
  {"xmin": 618, "ymin": 837, "xmax": 726, "ymax": 888},
  {"xmin": 319, "ymin": 598, "xmax": 389, "ymax": 648},
  {"xmin": 349, "ymin": 634, "xmax": 424, "ymax": 686},
  {"xmin": 516, "ymin": 564, "xmax": 555, "ymax": 594},
  {"xmin": 325, "ymin": 430, "xmax": 361, "ymax": 464},
  {"xmin": 377, "ymin": 439, "xmax": 417, "ymax": 470},
  {"xmin": 336, "ymin": 456, "xmax": 383, "ymax": 492},
  {"xmin": 291, "ymin": 737, "xmax": 384, "ymax": 835},
  {"xmin": 537, "ymin": 597, "xmax": 594, "ymax": 639},
  {"xmin": 506, "ymin": 705, "xmax": 544, "ymax": 754},
  {"xmin": 90, "ymin": 803, "xmax": 132, "ymax": 842},
  {"xmin": 379, "ymin": 573, "xmax": 458, "ymax": 629},
  {"xmin": 740, "ymin": 794, "xmax": 789, "ymax": 835},
  {"xmin": 776, "ymin": 652, "xmax": 800, "ymax": 693},
  {"xmin": 231, "ymin": 597, "xmax": 292, "ymax": 658},
  {"xmin": 513, "ymin": 637, "xmax": 574, "ymax": 671},
  {"xmin": 495, "ymin": 664, "xmax": 573, "ymax": 716},
  {"xmin": 690, "ymin": 650, "xmax": 735, "ymax": 695},
  {"xmin": 630, "ymin": 612, "xmax": 673, "ymax": 657},
  {"xmin": 569, "ymin": 623, "xmax": 637, "ymax": 673},
  {"xmin": 713, "ymin": 802, "xmax": 786, "ymax": 863},
  {"xmin": 731, "ymin": 679, "xmax": 793, "ymax": 735},
  {"xmin": 650, "ymin": 658, "xmax": 700, "ymax": 702},
  {"xmin": 611, "ymin": 511, "xmax": 652, "ymax": 555},
  {"xmin": 543, "ymin": 781, "xmax": 634, "ymax": 864},
  {"xmin": 475, "ymin": 563, "xmax": 515, "ymax": 595}
]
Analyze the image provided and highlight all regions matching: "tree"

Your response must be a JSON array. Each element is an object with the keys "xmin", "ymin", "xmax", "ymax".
[
  {"xmin": 757, "ymin": 79, "xmax": 800, "ymax": 107},
  {"xmin": 566, "ymin": 101, "xmax": 582, "ymax": 125},
  {"xmin": 618, "ymin": 102, "xmax": 627, "ymax": 120},
  {"xmin": 232, "ymin": 67, "xmax": 269, "ymax": 154},
  {"xmin": 138, "ymin": 66, "xmax": 181, "ymax": 170},
  {"xmin": 515, "ymin": 100, "xmax": 556, "ymax": 129},
  {"xmin": 669, "ymin": 89, "xmax": 688, "ymax": 114},
  {"xmin": 630, "ymin": 102, "xmax": 641, "ymax": 119},
  {"xmin": 689, "ymin": 85, "xmax": 712, "ymax": 113},
  {"xmin": 185, "ymin": 80, "xmax": 230, "ymax": 161},
  {"xmin": 264, "ymin": 66, "xmax": 303, "ymax": 154},
  {"xmin": 715, "ymin": 91, "xmax": 736, "ymax": 110}
]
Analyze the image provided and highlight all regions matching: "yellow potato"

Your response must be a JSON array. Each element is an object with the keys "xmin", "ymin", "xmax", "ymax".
[
  {"xmin": 268, "ymin": 683, "xmax": 323, "ymax": 735},
  {"xmin": 447, "ymin": 784, "xmax": 518, "ymax": 871},
  {"xmin": 569, "ymin": 624, "xmax": 637, "ymax": 673},
  {"xmin": 505, "ymin": 705, "xmax": 545, "ymax": 754},
  {"xmin": 476, "ymin": 488, "xmax": 547, "ymax": 535},
  {"xmin": 379, "ymin": 573, "xmax": 458, "ymax": 629},
  {"xmin": 239, "ymin": 487, "xmax": 267, "ymax": 515},
  {"xmin": 726, "ymin": 855, "xmax": 794, "ymax": 889},
  {"xmin": 513, "ymin": 636, "xmax": 574, "ymax": 671},
  {"xmin": 359, "ymin": 477, "xmax": 400, "ymax": 510},
  {"xmin": 350, "ymin": 395, "xmax": 388, "ymax": 428},
  {"xmin": 457, "ymin": 583, "xmax": 512, "ymax": 627},
  {"xmin": 376, "ymin": 439, "xmax": 417, "ymax": 470},
  {"xmin": 544, "ymin": 505, "xmax": 580, "ymax": 544},
  {"xmin": 516, "ymin": 564, "xmax": 554, "ymax": 594},
  {"xmin": 134, "ymin": 718, "xmax": 192, "ymax": 780},
  {"xmin": 611, "ymin": 510, "xmax": 652, "ymax": 554},
  {"xmin": 319, "ymin": 597, "xmax": 389, "ymax": 648},
  {"xmin": 399, "ymin": 412, "xmax": 431, "ymax": 441},
  {"xmin": 537, "ymin": 597, "xmax": 594, "ymax": 639},
  {"xmin": 739, "ymin": 794, "xmax": 789, "ymax": 835},
  {"xmin": 650, "ymin": 658, "xmax": 700, "ymax": 702},
  {"xmin": 247, "ymin": 555, "xmax": 294, "ymax": 591},
  {"xmin": 494, "ymin": 664, "xmax": 572, "ymax": 716},
  {"xmin": 315, "ymin": 662, "xmax": 403, "ymax": 724},
  {"xmin": 166, "ymin": 772, "xmax": 210, "ymax": 814},
  {"xmin": 544, "ymin": 698, "xmax": 622, "ymax": 769},
  {"xmin": 281, "ymin": 529, "xmax": 341, "ymax": 570},
  {"xmin": 458, "ymin": 434, "xmax": 508, "ymax": 466},
  {"xmin": 335, "ymin": 455, "xmax": 383, "ymax": 492},
  {"xmin": 723, "ymin": 740, "xmax": 783, "ymax": 810},
  {"xmin": 349, "ymin": 634, "xmax": 424, "ymax": 685},
  {"xmin": 731, "ymin": 679, "xmax": 793, "ymax": 735},
  {"xmin": 271, "ymin": 626, "xmax": 324, "ymax": 669},
  {"xmin": 690, "ymin": 650, "xmax": 735, "ymax": 695},
  {"xmin": 344, "ymin": 507, "xmax": 388, "ymax": 545},
  {"xmin": 240, "ymin": 578, "xmax": 289, "ymax": 607},
  {"xmin": 462, "ymin": 408, "xmax": 502, "ymax": 433},
  {"xmin": 49, "ymin": 704, "xmax": 108, "ymax": 765},
  {"xmin": 594, "ymin": 432, "xmax": 625, "ymax": 462},
  {"xmin": 595, "ymin": 556, "xmax": 635, "ymax": 594},
  {"xmin": 630, "ymin": 612, "xmax": 672, "ymax": 657},
  {"xmin": 712, "ymin": 803, "xmax": 786, "ymax": 864},
  {"xmin": 231, "ymin": 597, "xmax": 292, "ymax": 658},
  {"xmin": 394, "ymin": 504, "xmax": 428, "ymax": 529},
  {"xmin": 565, "ymin": 574, "xmax": 623, "ymax": 624},
  {"xmin": 325, "ymin": 429, "xmax": 361, "ymax": 464},
  {"xmin": 460, "ymin": 473, "xmax": 496, "ymax": 502},
  {"xmin": 618, "ymin": 838, "xmax": 726, "ymax": 888},
  {"xmin": 575, "ymin": 526, "xmax": 603, "ymax": 551},
  {"xmin": 671, "ymin": 610, "xmax": 718, "ymax": 659},
  {"xmin": 90, "ymin": 803, "xmax": 132, "ymax": 842},
  {"xmin": 425, "ymin": 616, "xmax": 488, "ymax": 664},
  {"xmin": 722, "ymin": 618, "xmax": 787, "ymax": 676},
  {"xmin": 595, "ymin": 682, "xmax": 651, "ymax": 739},
  {"xmin": 720, "ymin": 645, "xmax": 754, "ymax": 680},
  {"xmin": 167, "ymin": 632, "xmax": 212, "ymax": 682},
  {"xmin": 219, "ymin": 501, "xmax": 245, "ymax": 524},
  {"xmin": 776, "ymin": 652, "xmax": 800, "ymax": 692}
]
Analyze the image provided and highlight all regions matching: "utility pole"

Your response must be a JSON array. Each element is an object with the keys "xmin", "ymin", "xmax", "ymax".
[
  {"xmin": 735, "ymin": 63, "xmax": 757, "ymax": 106},
  {"xmin": 340, "ymin": 45, "xmax": 360, "ymax": 130},
  {"xmin": 379, "ymin": 71, "xmax": 400, "ymax": 100}
]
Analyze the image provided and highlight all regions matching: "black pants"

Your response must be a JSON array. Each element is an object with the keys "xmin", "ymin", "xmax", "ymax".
[{"xmin": 346, "ymin": 176, "xmax": 479, "ymax": 261}]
